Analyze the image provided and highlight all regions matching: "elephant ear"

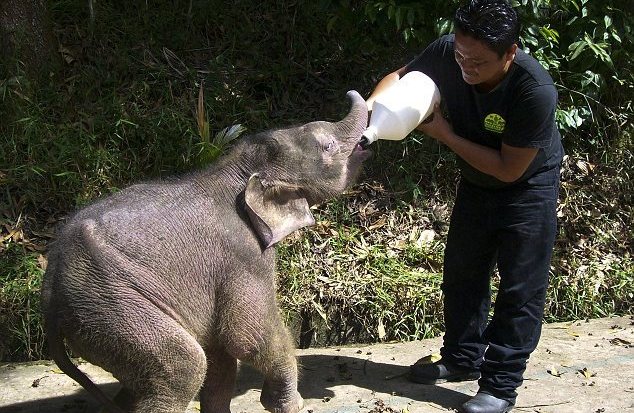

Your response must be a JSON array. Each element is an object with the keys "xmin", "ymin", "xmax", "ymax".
[{"xmin": 245, "ymin": 174, "xmax": 315, "ymax": 249}]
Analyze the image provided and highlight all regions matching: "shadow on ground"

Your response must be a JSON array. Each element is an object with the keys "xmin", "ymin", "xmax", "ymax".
[
  {"xmin": 0, "ymin": 353, "xmax": 469, "ymax": 413},
  {"xmin": 0, "ymin": 382, "xmax": 119, "ymax": 413},
  {"xmin": 6, "ymin": 317, "xmax": 632, "ymax": 413},
  {"xmin": 239, "ymin": 353, "xmax": 470, "ymax": 410}
]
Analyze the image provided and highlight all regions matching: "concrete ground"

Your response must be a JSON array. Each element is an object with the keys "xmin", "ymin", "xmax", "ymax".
[{"xmin": 1, "ymin": 316, "xmax": 632, "ymax": 413}]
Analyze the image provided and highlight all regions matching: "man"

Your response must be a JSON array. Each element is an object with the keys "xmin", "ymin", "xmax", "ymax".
[{"xmin": 365, "ymin": 1, "xmax": 563, "ymax": 412}]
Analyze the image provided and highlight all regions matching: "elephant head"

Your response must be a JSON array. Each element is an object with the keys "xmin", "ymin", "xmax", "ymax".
[{"xmin": 243, "ymin": 90, "xmax": 371, "ymax": 248}]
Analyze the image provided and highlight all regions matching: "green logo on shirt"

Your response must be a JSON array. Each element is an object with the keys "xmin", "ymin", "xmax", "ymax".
[{"xmin": 484, "ymin": 113, "xmax": 506, "ymax": 133}]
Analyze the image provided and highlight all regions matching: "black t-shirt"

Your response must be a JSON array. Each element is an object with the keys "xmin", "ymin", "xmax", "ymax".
[{"xmin": 405, "ymin": 34, "xmax": 564, "ymax": 188}]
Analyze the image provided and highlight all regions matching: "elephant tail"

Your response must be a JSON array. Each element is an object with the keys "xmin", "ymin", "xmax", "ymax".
[{"xmin": 44, "ymin": 303, "xmax": 125, "ymax": 413}]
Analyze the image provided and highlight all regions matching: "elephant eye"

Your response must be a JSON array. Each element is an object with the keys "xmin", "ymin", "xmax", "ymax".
[{"xmin": 324, "ymin": 140, "xmax": 336, "ymax": 152}]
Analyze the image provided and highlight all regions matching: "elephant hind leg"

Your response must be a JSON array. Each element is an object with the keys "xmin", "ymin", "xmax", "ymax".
[
  {"xmin": 71, "ymin": 308, "xmax": 207, "ymax": 413},
  {"xmin": 124, "ymin": 320, "xmax": 207, "ymax": 413},
  {"xmin": 199, "ymin": 348, "xmax": 237, "ymax": 413},
  {"xmin": 96, "ymin": 387, "xmax": 134, "ymax": 413}
]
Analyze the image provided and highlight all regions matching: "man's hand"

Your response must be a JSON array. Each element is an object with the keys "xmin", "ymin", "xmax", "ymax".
[
  {"xmin": 416, "ymin": 104, "xmax": 453, "ymax": 143},
  {"xmin": 416, "ymin": 104, "xmax": 539, "ymax": 182}
]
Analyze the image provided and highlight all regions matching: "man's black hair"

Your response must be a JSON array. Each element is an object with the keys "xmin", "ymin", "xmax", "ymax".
[{"xmin": 454, "ymin": 0, "xmax": 520, "ymax": 56}]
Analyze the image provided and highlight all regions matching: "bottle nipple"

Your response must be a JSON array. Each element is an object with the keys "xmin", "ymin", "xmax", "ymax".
[{"xmin": 361, "ymin": 125, "xmax": 379, "ymax": 146}]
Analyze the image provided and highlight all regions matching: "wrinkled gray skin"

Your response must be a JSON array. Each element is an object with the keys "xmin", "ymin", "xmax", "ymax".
[{"xmin": 41, "ymin": 91, "xmax": 371, "ymax": 413}]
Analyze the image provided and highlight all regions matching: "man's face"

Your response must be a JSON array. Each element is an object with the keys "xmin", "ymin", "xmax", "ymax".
[{"xmin": 454, "ymin": 31, "xmax": 516, "ymax": 91}]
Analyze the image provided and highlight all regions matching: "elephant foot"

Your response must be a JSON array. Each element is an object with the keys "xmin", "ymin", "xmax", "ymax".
[{"xmin": 261, "ymin": 390, "xmax": 303, "ymax": 413}]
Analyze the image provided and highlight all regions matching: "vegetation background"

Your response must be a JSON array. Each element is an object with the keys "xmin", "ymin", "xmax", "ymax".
[{"xmin": 1, "ymin": 0, "xmax": 632, "ymax": 362}]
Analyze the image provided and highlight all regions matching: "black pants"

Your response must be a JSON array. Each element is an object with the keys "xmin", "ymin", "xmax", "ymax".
[{"xmin": 440, "ymin": 168, "xmax": 560, "ymax": 403}]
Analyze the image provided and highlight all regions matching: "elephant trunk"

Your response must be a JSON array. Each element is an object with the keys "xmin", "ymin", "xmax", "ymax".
[{"xmin": 336, "ymin": 90, "xmax": 368, "ymax": 140}]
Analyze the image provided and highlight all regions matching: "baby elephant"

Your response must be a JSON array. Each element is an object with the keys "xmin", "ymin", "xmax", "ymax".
[{"xmin": 41, "ymin": 91, "xmax": 371, "ymax": 413}]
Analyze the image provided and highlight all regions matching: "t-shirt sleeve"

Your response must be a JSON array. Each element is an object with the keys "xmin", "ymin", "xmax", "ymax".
[
  {"xmin": 503, "ymin": 83, "xmax": 558, "ymax": 149},
  {"xmin": 404, "ymin": 35, "xmax": 453, "ymax": 83}
]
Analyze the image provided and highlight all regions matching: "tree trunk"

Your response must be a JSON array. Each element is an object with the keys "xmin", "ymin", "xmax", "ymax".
[{"xmin": 0, "ymin": 0, "xmax": 59, "ymax": 78}]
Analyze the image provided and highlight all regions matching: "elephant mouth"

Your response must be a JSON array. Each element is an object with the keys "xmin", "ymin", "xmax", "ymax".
[{"xmin": 349, "ymin": 141, "xmax": 372, "ymax": 160}]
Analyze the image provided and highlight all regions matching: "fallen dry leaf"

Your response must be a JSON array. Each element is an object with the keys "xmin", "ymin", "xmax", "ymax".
[
  {"xmin": 414, "ymin": 353, "xmax": 441, "ymax": 365},
  {"xmin": 579, "ymin": 367, "xmax": 596, "ymax": 378},
  {"xmin": 378, "ymin": 319, "xmax": 386, "ymax": 339},
  {"xmin": 547, "ymin": 367, "xmax": 563, "ymax": 377},
  {"xmin": 576, "ymin": 160, "xmax": 595, "ymax": 175},
  {"xmin": 31, "ymin": 376, "xmax": 48, "ymax": 387},
  {"xmin": 37, "ymin": 254, "xmax": 48, "ymax": 271},
  {"xmin": 389, "ymin": 239, "xmax": 407, "ymax": 251},
  {"xmin": 609, "ymin": 337, "xmax": 632, "ymax": 347},
  {"xmin": 368, "ymin": 217, "xmax": 387, "ymax": 230}
]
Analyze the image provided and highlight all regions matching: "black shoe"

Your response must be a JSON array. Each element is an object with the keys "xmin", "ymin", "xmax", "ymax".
[
  {"xmin": 408, "ymin": 359, "xmax": 480, "ymax": 384},
  {"xmin": 460, "ymin": 392, "xmax": 513, "ymax": 413}
]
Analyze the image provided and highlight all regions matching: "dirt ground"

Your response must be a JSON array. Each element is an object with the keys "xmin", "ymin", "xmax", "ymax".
[{"xmin": 1, "ymin": 316, "xmax": 632, "ymax": 413}]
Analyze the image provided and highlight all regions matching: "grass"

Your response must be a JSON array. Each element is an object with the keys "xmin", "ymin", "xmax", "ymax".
[
  {"xmin": 277, "ymin": 185, "xmax": 449, "ymax": 346},
  {"xmin": 0, "ymin": 244, "xmax": 45, "ymax": 361},
  {"xmin": 1, "ymin": 0, "xmax": 632, "ymax": 361}
]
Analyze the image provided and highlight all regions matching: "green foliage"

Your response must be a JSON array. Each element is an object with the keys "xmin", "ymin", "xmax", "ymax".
[
  {"xmin": 360, "ymin": 0, "xmax": 460, "ymax": 43},
  {"xmin": 514, "ymin": 0, "xmax": 633, "ymax": 139},
  {"xmin": 548, "ymin": 251, "xmax": 633, "ymax": 320},
  {"xmin": 0, "ymin": 244, "xmax": 45, "ymax": 361},
  {"xmin": 277, "ymin": 190, "xmax": 446, "ymax": 346},
  {"xmin": 194, "ymin": 82, "xmax": 246, "ymax": 166},
  {"xmin": 353, "ymin": 0, "xmax": 634, "ymax": 139}
]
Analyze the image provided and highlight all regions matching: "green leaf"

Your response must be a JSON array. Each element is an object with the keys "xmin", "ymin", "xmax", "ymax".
[
  {"xmin": 568, "ymin": 40, "xmax": 587, "ymax": 60},
  {"xmin": 54, "ymin": 171, "xmax": 76, "ymax": 177},
  {"xmin": 395, "ymin": 8, "xmax": 403, "ymax": 30},
  {"xmin": 326, "ymin": 15, "xmax": 338, "ymax": 34},
  {"xmin": 214, "ymin": 124, "xmax": 245, "ymax": 146},
  {"xmin": 581, "ymin": 70, "xmax": 599, "ymax": 88},
  {"xmin": 437, "ymin": 18, "xmax": 452, "ymax": 35},
  {"xmin": 584, "ymin": 35, "xmax": 613, "ymax": 66},
  {"xmin": 539, "ymin": 25, "xmax": 560, "ymax": 43},
  {"xmin": 523, "ymin": 32, "xmax": 539, "ymax": 47},
  {"xmin": 610, "ymin": 29, "xmax": 622, "ymax": 43}
]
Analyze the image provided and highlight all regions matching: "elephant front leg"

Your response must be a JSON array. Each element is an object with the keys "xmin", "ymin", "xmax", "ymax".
[
  {"xmin": 259, "ymin": 362, "xmax": 303, "ymax": 413},
  {"xmin": 222, "ymin": 280, "xmax": 304, "ymax": 413},
  {"xmin": 250, "ymin": 321, "xmax": 303, "ymax": 413},
  {"xmin": 199, "ymin": 349, "xmax": 237, "ymax": 413}
]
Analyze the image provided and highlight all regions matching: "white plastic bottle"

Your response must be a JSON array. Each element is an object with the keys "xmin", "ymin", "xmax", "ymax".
[{"xmin": 363, "ymin": 71, "xmax": 441, "ymax": 145}]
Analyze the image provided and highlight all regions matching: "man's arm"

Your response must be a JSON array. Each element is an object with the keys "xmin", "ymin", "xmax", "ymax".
[{"xmin": 417, "ymin": 105, "xmax": 538, "ymax": 183}]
